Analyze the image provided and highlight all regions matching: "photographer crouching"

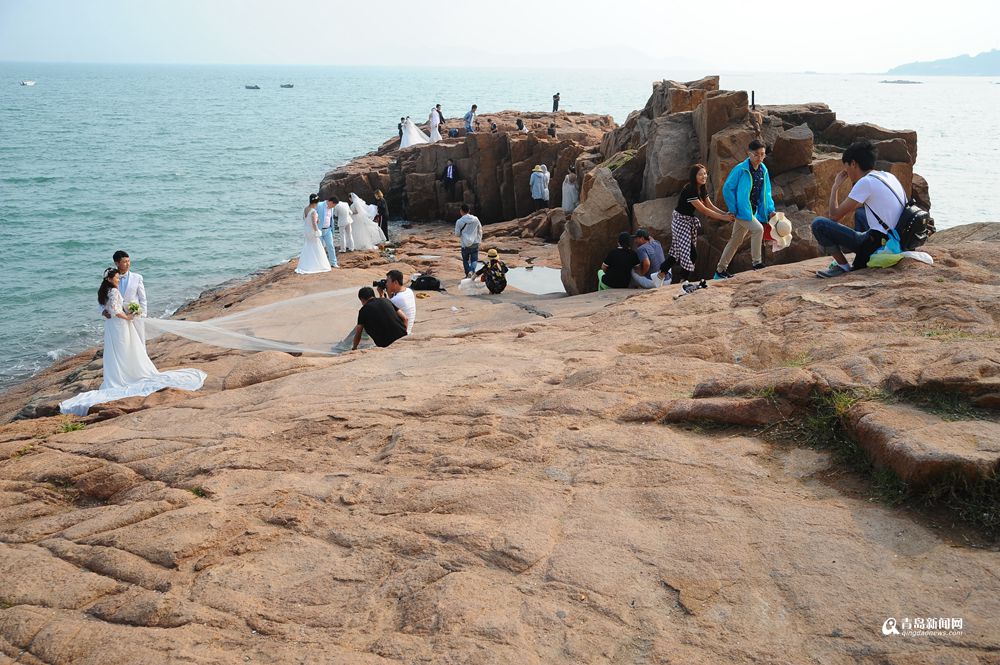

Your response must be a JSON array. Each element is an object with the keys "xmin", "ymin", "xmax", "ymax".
[
  {"xmin": 375, "ymin": 270, "xmax": 416, "ymax": 334},
  {"xmin": 350, "ymin": 271, "xmax": 417, "ymax": 351}
]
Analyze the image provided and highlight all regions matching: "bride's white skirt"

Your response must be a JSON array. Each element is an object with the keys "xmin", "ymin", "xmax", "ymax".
[
  {"xmin": 296, "ymin": 233, "xmax": 332, "ymax": 274},
  {"xmin": 59, "ymin": 318, "xmax": 206, "ymax": 416}
]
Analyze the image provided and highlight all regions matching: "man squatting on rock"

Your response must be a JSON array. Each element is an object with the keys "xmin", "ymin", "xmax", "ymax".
[{"xmin": 810, "ymin": 140, "xmax": 906, "ymax": 278}]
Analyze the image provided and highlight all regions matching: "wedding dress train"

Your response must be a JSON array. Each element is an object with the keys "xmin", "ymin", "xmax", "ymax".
[
  {"xmin": 349, "ymin": 194, "xmax": 387, "ymax": 250},
  {"xmin": 400, "ymin": 118, "xmax": 430, "ymax": 149},
  {"xmin": 59, "ymin": 289, "xmax": 206, "ymax": 416}
]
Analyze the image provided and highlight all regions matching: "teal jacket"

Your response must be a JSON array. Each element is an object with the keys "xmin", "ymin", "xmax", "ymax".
[{"xmin": 722, "ymin": 158, "xmax": 775, "ymax": 222}]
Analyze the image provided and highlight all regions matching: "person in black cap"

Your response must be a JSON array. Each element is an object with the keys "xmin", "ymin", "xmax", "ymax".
[
  {"xmin": 630, "ymin": 228, "xmax": 666, "ymax": 289},
  {"xmin": 599, "ymin": 231, "xmax": 639, "ymax": 289}
]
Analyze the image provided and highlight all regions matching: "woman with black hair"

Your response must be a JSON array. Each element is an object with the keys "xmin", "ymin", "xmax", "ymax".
[
  {"xmin": 670, "ymin": 164, "xmax": 734, "ymax": 283},
  {"xmin": 59, "ymin": 268, "xmax": 206, "ymax": 415}
]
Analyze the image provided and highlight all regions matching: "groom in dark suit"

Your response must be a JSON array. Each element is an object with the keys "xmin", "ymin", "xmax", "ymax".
[{"xmin": 441, "ymin": 158, "xmax": 458, "ymax": 201}]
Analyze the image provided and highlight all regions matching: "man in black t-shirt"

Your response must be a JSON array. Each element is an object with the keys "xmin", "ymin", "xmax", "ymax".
[
  {"xmin": 351, "ymin": 287, "xmax": 408, "ymax": 350},
  {"xmin": 599, "ymin": 231, "xmax": 639, "ymax": 289}
]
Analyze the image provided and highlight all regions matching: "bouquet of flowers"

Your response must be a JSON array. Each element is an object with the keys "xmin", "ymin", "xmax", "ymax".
[{"xmin": 127, "ymin": 302, "xmax": 141, "ymax": 315}]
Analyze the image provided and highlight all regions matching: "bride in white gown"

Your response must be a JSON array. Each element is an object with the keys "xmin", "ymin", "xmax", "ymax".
[
  {"xmin": 349, "ymin": 193, "xmax": 387, "ymax": 250},
  {"xmin": 59, "ymin": 268, "xmax": 207, "ymax": 416},
  {"xmin": 428, "ymin": 106, "xmax": 443, "ymax": 143},
  {"xmin": 296, "ymin": 193, "xmax": 332, "ymax": 274},
  {"xmin": 399, "ymin": 117, "xmax": 430, "ymax": 149}
]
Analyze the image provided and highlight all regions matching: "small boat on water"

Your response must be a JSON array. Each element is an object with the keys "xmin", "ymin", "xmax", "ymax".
[
  {"xmin": 280, "ymin": 83, "xmax": 294, "ymax": 89},
  {"xmin": 20, "ymin": 80, "xmax": 36, "ymax": 86},
  {"xmin": 245, "ymin": 84, "xmax": 260, "ymax": 90}
]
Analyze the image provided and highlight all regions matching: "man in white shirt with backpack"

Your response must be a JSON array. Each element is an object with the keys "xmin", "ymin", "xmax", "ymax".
[{"xmin": 811, "ymin": 139, "xmax": 906, "ymax": 278}]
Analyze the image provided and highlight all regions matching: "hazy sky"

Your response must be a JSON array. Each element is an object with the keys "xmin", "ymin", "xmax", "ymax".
[{"xmin": 1, "ymin": 0, "xmax": 997, "ymax": 72}]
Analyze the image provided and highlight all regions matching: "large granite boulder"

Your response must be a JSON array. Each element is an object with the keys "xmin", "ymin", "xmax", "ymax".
[
  {"xmin": 558, "ymin": 168, "xmax": 630, "ymax": 294},
  {"xmin": 601, "ymin": 146, "xmax": 646, "ymax": 205},
  {"xmin": 765, "ymin": 123, "xmax": 814, "ymax": 175},
  {"xmin": 912, "ymin": 173, "xmax": 931, "ymax": 211},
  {"xmin": 820, "ymin": 120, "xmax": 918, "ymax": 163},
  {"xmin": 642, "ymin": 112, "xmax": 698, "ymax": 201},
  {"xmin": 772, "ymin": 167, "xmax": 819, "ymax": 212},
  {"xmin": 707, "ymin": 126, "xmax": 755, "ymax": 205},
  {"xmin": 693, "ymin": 90, "xmax": 749, "ymax": 163},
  {"xmin": 632, "ymin": 196, "xmax": 677, "ymax": 239},
  {"xmin": 760, "ymin": 103, "xmax": 837, "ymax": 133}
]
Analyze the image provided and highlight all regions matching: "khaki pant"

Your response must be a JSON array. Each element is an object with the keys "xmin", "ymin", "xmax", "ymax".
[{"xmin": 717, "ymin": 217, "xmax": 764, "ymax": 271}]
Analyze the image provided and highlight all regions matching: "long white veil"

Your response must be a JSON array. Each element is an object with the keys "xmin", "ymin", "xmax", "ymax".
[
  {"xmin": 400, "ymin": 118, "xmax": 429, "ymax": 149},
  {"xmin": 143, "ymin": 287, "xmax": 374, "ymax": 355},
  {"xmin": 349, "ymin": 193, "xmax": 387, "ymax": 249}
]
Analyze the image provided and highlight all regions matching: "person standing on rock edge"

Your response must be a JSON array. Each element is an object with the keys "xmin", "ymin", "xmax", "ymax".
[
  {"xmin": 398, "ymin": 117, "xmax": 405, "ymax": 138},
  {"xmin": 552, "ymin": 92, "xmax": 560, "ymax": 112},
  {"xmin": 441, "ymin": 159, "xmax": 459, "ymax": 201},
  {"xmin": 811, "ymin": 139, "xmax": 905, "ymax": 278},
  {"xmin": 671, "ymin": 164, "xmax": 733, "ymax": 283},
  {"xmin": 454, "ymin": 203, "xmax": 483, "ymax": 278},
  {"xmin": 464, "ymin": 104, "xmax": 477, "ymax": 133},
  {"xmin": 373, "ymin": 190, "xmax": 390, "ymax": 240},
  {"xmin": 316, "ymin": 195, "xmax": 340, "ymax": 268},
  {"xmin": 714, "ymin": 139, "xmax": 775, "ymax": 279},
  {"xmin": 529, "ymin": 165, "xmax": 548, "ymax": 211}
]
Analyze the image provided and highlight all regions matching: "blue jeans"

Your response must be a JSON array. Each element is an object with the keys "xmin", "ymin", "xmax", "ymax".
[
  {"xmin": 811, "ymin": 214, "xmax": 884, "ymax": 269},
  {"xmin": 320, "ymin": 227, "xmax": 339, "ymax": 267},
  {"xmin": 461, "ymin": 244, "xmax": 479, "ymax": 275}
]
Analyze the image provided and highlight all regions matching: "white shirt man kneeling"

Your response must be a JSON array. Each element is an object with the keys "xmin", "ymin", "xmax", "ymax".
[{"xmin": 377, "ymin": 269, "xmax": 416, "ymax": 334}]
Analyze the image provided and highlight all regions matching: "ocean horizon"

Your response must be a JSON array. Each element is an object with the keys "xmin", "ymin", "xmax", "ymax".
[{"xmin": 2, "ymin": 63, "xmax": 998, "ymax": 389}]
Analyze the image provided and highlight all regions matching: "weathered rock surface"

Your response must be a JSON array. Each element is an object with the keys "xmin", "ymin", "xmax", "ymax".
[
  {"xmin": 641, "ymin": 112, "xmax": 698, "ymax": 200},
  {"xmin": 558, "ymin": 168, "xmax": 630, "ymax": 295},
  {"xmin": 1, "ymin": 223, "xmax": 1000, "ymax": 664},
  {"xmin": 847, "ymin": 401, "xmax": 1000, "ymax": 487},
  {"xmin": 319, "ymin": 111, "xmax": 614, "ymax": 224}
]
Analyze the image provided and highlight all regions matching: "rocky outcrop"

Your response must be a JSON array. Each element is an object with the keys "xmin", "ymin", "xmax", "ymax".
[
  {"xmin": 2, "ymin": 223, "xmax": 999, "ymax": 665},
  {"xmin": 560, "ymin": 77, "xmax": 931, "ymax": 293},
  {"xmin": 319, "ymin": 111, "xmax": 614, "ymax": 224},
  {"xmin": 558, "ymin": 168, "xmax": 630, "ymax": 295}
]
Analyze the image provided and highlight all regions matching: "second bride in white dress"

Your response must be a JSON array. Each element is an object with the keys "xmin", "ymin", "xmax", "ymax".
[
  {"xmin": 59, "ymin": 268, "xmax": 207, "ymax": 416},
  {"xmin": 349, "ymin": 193, "xmax": 387, "ymax": 250},
  {"xmin": 296, "ymin": 193, "xmax": 332, "ymax": 274}
]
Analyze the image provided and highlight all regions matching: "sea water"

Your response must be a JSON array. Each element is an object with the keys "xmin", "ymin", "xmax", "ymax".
[{"xmin": 1, "ymin": 63, "xmax": 998, "ymax": 388}]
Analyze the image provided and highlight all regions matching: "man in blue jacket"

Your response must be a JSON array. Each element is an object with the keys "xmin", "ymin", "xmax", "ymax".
[{"xmin": 714, "ymin": 139, "xmax": 775, "ymax": 279}]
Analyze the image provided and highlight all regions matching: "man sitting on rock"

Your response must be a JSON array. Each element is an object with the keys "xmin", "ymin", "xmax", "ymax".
[
  {"xmin": 351, "ymin": 287, "xmax": 408, "ymax": 350},
  {"xmin": 599, "ymin": 231, "xmax": 639, "ymax": 289},
  {"xmin": 630, "ymin": 228, "xmax": 666, "ymax": 289},
  {"xmin": 811, "ymin": 140, "xmax": 905, "ymax": 278}
]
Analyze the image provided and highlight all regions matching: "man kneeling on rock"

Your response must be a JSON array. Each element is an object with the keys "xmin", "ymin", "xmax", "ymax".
[
  {"xmin": 351, "ymin": 287, "xmax": 408, "ymax": 350},
  {"xmin": 811, "ymin": 140, "xmax": 905, "ymax": 278}
]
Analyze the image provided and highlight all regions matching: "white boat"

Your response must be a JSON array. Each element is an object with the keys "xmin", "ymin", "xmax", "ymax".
[{"xmin": 20, "ymin": 80, "xmax": 36, "ymax": 86}]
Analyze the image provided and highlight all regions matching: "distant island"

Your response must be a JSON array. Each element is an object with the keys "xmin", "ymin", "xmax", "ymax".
[{"xmin": 888, "ymin": 48, "xmax": 1000, "ymax": 76}]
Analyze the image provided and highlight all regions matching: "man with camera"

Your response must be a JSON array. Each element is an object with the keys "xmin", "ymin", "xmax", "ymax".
[
  {"xmin": 351, "ymin": 286, "xmax": 408, "ymax": 350},
  {"xmin": 375, "ymin": 269, "xmax": 416, "ymax": 334}
]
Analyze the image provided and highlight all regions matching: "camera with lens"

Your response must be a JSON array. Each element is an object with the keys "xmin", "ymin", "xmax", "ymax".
[{"xmin": 373, "ymin": 279, "xmax": 388, "ymax": 290}]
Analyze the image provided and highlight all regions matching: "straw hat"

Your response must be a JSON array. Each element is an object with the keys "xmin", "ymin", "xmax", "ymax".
[
  {"xmin": 487, "ymin": 248, "xmax": 499, "ymax": 259},
  {"xmin": 766, "ymin": 212, "xmax": 794, "ymax": 249},
  {"xmin": 531, "ymin": 165, "xmax": 543, "ymax": 172}
]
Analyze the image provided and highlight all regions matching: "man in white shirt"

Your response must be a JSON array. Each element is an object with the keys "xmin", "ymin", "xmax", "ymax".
[
  {"xmin": 454, "ymin": 203, "xmax": 482, "ymax": 278},
  {"xmin": 100, "ymin": 250, "xmax": 148, "ymax": 343},
  {"xmin": 811, "ymin": 140, "xmax": 906, "ymax": 278},
  {"xmin": 377, "ymin": 269, "xmax": 416, "ymax": 334},
  {"xmin": 315, "ymin": 195, "xmax": 340, "ymax": 268}
]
